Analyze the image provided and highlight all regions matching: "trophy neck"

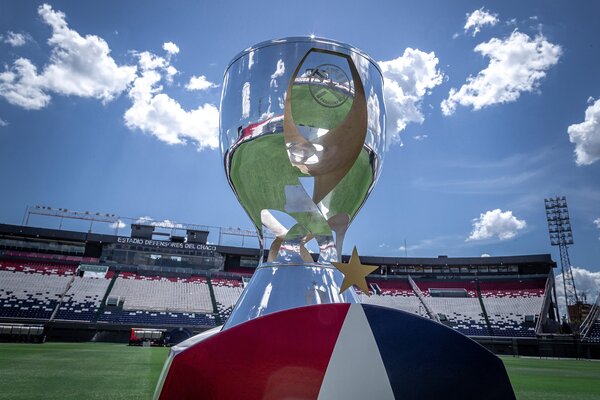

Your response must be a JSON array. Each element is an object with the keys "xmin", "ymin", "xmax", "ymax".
[{"xmin": 223, "ymin": 263, "xmax": 358, "ymax": 329}]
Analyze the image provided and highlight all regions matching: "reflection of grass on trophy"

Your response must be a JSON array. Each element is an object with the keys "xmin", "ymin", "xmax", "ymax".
[
  {"xmin": 290, "ymin": 84, "xmax": 353, "ymax": 128},
  {"xmin": 229, "ymin": 133, "xmax": 373, "ymax": 231}
]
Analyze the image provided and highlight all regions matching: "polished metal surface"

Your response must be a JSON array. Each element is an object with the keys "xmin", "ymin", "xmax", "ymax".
[{"xmin": 220, "ymin": 37, "xmax": 386, "ymax": 328}]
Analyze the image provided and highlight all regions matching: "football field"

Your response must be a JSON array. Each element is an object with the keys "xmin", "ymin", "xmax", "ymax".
[{"xmin": 0, "ymin": 342, "xmax": 599, "ymax": 399}]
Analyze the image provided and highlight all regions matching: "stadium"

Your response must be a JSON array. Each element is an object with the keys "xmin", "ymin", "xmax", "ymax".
[
  {"xmin": 1, "ymin": 206, "xmax": 600, "ymax": 399},
  {"xmin": 2, "ymin": 3, "xmax": 600, "ymax": 399}
]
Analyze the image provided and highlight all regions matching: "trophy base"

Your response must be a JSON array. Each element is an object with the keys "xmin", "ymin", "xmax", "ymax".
[
  {"xmin": 155, "ymin": 304, "xmax": 516, "ymax": 400},
  {"xmin": 223, "ymin": 263, "xmax": 358, "ymax": 329}
]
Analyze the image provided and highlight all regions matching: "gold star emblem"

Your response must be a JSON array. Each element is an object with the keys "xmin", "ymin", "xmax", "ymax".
[{"xmin": 332, "ymin": 246, "xmax": 378, "ymax": 296}]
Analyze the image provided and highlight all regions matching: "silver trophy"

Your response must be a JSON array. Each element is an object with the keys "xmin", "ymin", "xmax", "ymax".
[{"xmin": 220, "ymin": 37, "xmax": 386, "ymax": 328}]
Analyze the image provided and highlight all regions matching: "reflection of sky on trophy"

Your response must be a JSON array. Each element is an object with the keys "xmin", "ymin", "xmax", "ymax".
[{"xmin": 1, "ymin": 2, "xmax": 600, "ymax": 274}]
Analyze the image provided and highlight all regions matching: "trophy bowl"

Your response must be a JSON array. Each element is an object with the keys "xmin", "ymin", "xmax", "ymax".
[{"xmin": 220, "ymin": 37, "xmax": 386, "ymax": 328}]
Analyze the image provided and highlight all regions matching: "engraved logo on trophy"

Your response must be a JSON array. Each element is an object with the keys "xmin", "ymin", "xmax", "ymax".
[{"xmin": 308, "ymin": 64, "xmax": 352, "ymax": 108}]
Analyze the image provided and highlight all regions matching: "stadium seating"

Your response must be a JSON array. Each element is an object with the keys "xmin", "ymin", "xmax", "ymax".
[
  {"xmin": 480, "ymin": 279, "xmax": 545, "ymax": 337},
  {"xmin": 584, "ymin": 320, "xmax": 600, "ymax": 343},
  {"xmin": 99, "ymin": 309, "xmax": 216, "ymax": 327},
  {"xmin": 98, "ymin": 272, "xmax": 216, "ymax": 327},
  {"xmin": 54, "ymin": 274, "xmax": 113, "ymax": 321},
  {"xmin": 424, "ymin": 297, "xmax": 488, "ymax": 335},
  {"xmin": 106, "ymin": 273, "xmax": 213, "ymax": 313},
  {"xmin": 211, "ymin": 277, "xmax": 244, "ymax": 321},
  {"xmin": 0, "ymin": 261, "xmax": 75, "ymax": 320},
  {"xmin": 360, "ymin": 279, "xmax": 428, "ymax": 317},
  {"xmin": 0, "ymin": 258, "xmax": 553, "ymax": 337}
]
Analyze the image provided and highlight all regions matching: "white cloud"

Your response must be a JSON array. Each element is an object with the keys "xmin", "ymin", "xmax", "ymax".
[
  {"xmin": 467, "ymin": 209, "xmax": 526, "ymax": 241},
  {"xmin": 481, "ymin": 253, "xmax": 491, "ymax": 257},
  {"xmin": 0, "ymin": 4, "xmax": 137, "ymax": 110},
  {"xmin": 124, "ymin": 49, "xmax": 219, "ymax": 149},
  {"xmin": 269, "ymin": 59, "xmax": 285, "ymax": 88},
  {"xmin": 1, "ymin": 31, "xmax": 30, "ymax": 47},
  {"xmin": 241, "ymin": 81, "xmax": 250, "ymax": 119},
  {"xmin": 555, "ymin": 267, "xmax": 600, "ymax": 316},
  {"xmin": 0, "ymin": 117, "xmax": 7, "ymax": 127},
  {"xmin": 413, "ymin": 134, "xmax": 428, "ymax": 141},
  {"xmin": 464, "ymin": 8, "xmax": 499, "ymax": 37},
  {"xmin": 0, "ymin": 5, "xmax": 219, "ymax": 151},
  {"xmin": 594, "ymin": 218, "xmax": 600, "ymax": 239},
  {"xmin": 109, "ymin": 219, "xmax": 126, "ymax": 229},
  {"xmin": 379, "ymin": 48, "xmax": 443, "ymax": 146},
  {"xmin": 567, "ymin": 98, "xmax": 600, "ymax": 166},
  {"xmin": 185, "ymin": 75, "xmax": 217, "ymax": 91},
  {"xmin": 248, "ymin": 51, "xmax": 255, "ymax": 70},
  {"xmin": 441, "ymin": 31, "xmax": 561, "ymax": 116},
  {"xmin": 135, "ymin": 216, "xmax": 183, "ymax": 229},
  {"xmin": 162, "ymin": 42, "xmax": 179, "ymax": 55}
]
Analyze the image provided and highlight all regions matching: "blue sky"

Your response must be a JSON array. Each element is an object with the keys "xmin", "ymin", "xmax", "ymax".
[{"xmin": 0, "ymin": 1, "xmax": 599, "ymax": 290}]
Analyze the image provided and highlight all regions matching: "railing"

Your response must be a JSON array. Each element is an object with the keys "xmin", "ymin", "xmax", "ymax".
[
  {"xmin": 408, "ymin": 275, "xmax": 439, "ymax": 322},
  {"xmin": 580, "ymin": 293, "xmax": 600, "ymax": 338},
  {"xmin": 536, "ymin": 271, "xmax": 555, "ymax": 334}
]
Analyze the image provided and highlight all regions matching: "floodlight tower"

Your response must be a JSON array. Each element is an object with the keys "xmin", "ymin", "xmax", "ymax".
[{"xmin": 545, "ymin": 196, "xmax": 579, "ymax": 320}]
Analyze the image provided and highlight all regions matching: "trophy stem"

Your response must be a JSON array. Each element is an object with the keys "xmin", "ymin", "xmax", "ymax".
[{"xmin": 223, "ymin": 263, "xmax": 358, "ymax": 329}]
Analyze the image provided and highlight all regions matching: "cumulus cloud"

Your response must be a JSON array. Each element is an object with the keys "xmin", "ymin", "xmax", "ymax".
[
  {"xmin": 567, "ymin": 98, "xmax": 600, "ymax": 165},
  {"xmin": 1, "ymin": 31, "xmax": 30, "ymax": 47},
  {"xmin": 441, "ymin": 31, "xmax": 561, "ymax": 116},
  {"xmin": 0, "ymin": 117, "xmax": 8, "ymax": 127},
  {"xmin": 555, "ymin": 267, "xmax": 600, "ymax": 316},
  {"xmin": 185, "ymin": 75, "xmax": 217, "ymax": 91},
  {"xmin": 109, "ymin": 219, "xmax": 126, "ymax": 229},
  {"xmin": 464, "ymin": 8, "xmax": 499, "ymax": 37},
  {"xmin": 594, "ymin": 218, "xmax": 600, "ymax": 239},
  {"xmin": 413, "ymin": 134, "xmax": 428, "ymax": 141},
  {"xmin": 0, "ymin": 5, "xmax": 219, "ymax": 151},
  {"xmin": 467, "ymin": 209, "xmax": 526, "ymax": 241},
  {"xmin": 124, "ymin": 54, "xmax": 219, "ymax": 149},
  {"xmin": 379, "ymin": 49, "xmax": 443, "ymax": 145},
  {"xmin": 0, "ymin": 4, "xmax": 137, "ymax": 110},
  {"xmin": 481, "ymin": 253, "xmax": 491, "ymax": 257},
  {"xmin": 162, "ymin": 42, "xmax": 179, "ymax": 55}
]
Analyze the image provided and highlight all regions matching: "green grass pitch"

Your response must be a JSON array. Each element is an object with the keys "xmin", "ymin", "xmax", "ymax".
[{"xmin": 1, "ymin": 343, "xmax": 599, "ymax": 399}]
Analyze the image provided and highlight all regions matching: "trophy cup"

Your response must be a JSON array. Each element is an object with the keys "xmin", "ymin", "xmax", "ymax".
[
  {"xmin": 220, "ymin": 37, "xmax": 385, "ymax": 328},
  {"xmin": 155, "ymin": 37, "xmax": 516, "ymax": 400}
]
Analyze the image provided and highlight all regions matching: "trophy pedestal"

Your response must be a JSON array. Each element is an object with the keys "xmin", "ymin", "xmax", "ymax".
[{"xmin": 223, "ymin": 263, "xmax": 358, "ymax": 329}]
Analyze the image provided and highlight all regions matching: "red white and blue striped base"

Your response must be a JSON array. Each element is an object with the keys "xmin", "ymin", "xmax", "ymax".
[{"xmin": 156, "ymin": 303, "xmax": 515, "ymax": 400}]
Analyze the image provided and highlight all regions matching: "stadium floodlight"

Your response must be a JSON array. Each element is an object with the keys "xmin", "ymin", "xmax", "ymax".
[{"xmin": 544, "ymin": 196, "xmax": 579, "ymax": 319}]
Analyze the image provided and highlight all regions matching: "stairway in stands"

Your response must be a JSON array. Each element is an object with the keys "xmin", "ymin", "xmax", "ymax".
[
  {"xmin": 206, "ymin": 276, "xmax": 222, "ymax": 325},
  {"xmin": 94, "ymin": 271, "xmax": 119, "ymax": 322}
]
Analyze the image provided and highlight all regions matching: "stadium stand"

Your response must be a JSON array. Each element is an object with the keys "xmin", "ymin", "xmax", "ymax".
[
  {"xmin": 480, "ymin": 279, "xmax": 546, "ymax": 337},
  {"xmin": 0, "ymin": 260, "xmax": 75, "ymax": 320},
  {"xmin": 99, "ymin": 309, "xmax": 216, "ymax": 327},
  {"xmin": 106, "ymin": 273, "xmax": 213, "ymax": 313},
  {"xmin": 414, "ymin": 279, "xmax": 488, "ymax": 335},
  {"xmin": 211, "ymin": 277, "xmax": 245, "ymax": 321},
  {"xmin": 0, "ymin": 221, "xmax": 566, "ymax": 345},
  {"xmin": 360, "ymin": 279, "xmax": 427, "ymax": 317},
  {"xmin": 586, "ymin": 321, "xmax": 600, "ymax": 343},
  {"xmin": 98, "ymin": 272, "xmax": 216, "ymax": 327},
  {"xmin": 54, "ymin": 272, "xmax": 114, "ymax": 322}
]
